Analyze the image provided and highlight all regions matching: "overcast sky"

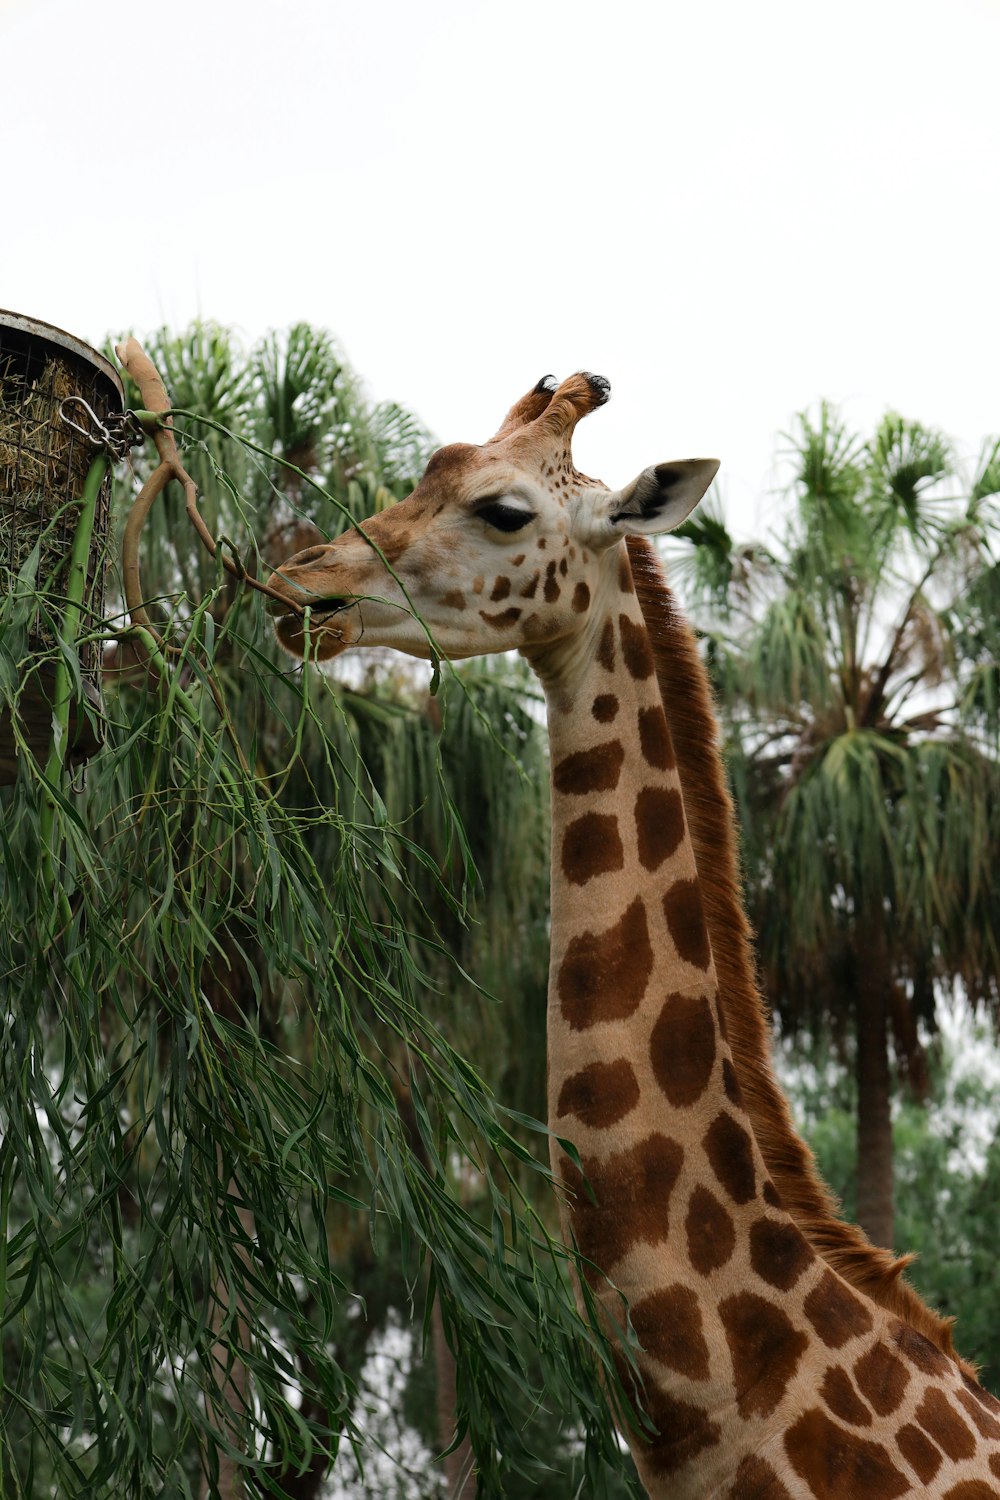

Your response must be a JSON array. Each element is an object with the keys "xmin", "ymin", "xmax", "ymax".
[{"xmin": 3, "ymin": 0, "xmax": 998, "ymax": 536}]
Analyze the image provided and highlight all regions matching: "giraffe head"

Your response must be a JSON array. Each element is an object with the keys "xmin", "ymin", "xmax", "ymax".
[{"xmin": 268, "ymin": 373, "xmax": 718, "ymax": 670}]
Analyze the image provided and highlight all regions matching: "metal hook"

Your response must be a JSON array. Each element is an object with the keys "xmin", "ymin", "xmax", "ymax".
[
  {"xmin": 59, "ymin": 399, "xmax": 146, "ymax": 459},
  {"xmin": 59, "ymin": 396, "xmax": 111, "ymax": 447}
]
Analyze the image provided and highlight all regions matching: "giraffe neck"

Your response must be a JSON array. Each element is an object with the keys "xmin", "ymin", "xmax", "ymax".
[
  {"xmin": 531, "ymin": 563, "xmax": 784, "ymax": 1480},
  {"xmin": 527, "ymin": 551, "xmax": 1000, "ymax": 1497},
  {"xmin": 526, "ymin": 557, "xmax": 840, "ymax": 1489},
  {"xmin": 624, "ymin": 536, "xmax": 966, "ymax": 1367},
  {"xmin": 535, "ymin": 555, "xmax": 765, "ymax": 1232}
]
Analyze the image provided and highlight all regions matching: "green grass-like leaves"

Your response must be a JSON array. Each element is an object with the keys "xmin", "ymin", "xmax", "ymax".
[{"xmin": 0, "ymin": 325, "xmax": 634, "ymax": 1500}]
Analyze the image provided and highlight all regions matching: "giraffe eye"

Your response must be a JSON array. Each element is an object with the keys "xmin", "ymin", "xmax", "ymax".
[{"xmin": 476, "ymin": 500, "xmax": 535, "ymax": 534}]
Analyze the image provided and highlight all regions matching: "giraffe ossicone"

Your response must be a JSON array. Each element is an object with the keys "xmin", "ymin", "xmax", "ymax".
[{"xmin": 269, "ymin": 374, "xmax": 1000, "ymax": 1498}]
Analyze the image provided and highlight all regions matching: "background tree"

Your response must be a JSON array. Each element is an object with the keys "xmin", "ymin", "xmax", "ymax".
[
  {"xmin": 0, "ymin": 323, "xmax": 636, "ymax": 1499},
  {"xmin": 673, "ymin": 404, "xmax": 1000, "ymax": 1250},
  {"xmin": 777, "ymin": 1003, "xmax": 1000, "ymax": 1391}
]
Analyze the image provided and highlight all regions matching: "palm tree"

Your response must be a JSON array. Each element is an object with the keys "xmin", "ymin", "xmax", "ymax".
[{"xmin": 673, "ymin": 404, "xmax": 1000, "ymax": 1251}]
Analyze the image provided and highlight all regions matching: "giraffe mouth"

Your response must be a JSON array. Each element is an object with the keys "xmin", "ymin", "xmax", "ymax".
[
  {"xmin": 273, "ymin": 597, "xmax": 360, "ymax": 660},
  {"xmin": 267, "ymin": 594, "xmax": 350, "ymax": 621},
  {"xmin": 307, "ymin": 596, "xmax": 350, "ymax": 617}
]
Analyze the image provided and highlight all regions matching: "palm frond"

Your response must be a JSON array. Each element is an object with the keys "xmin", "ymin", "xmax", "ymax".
[
  {"xmin": 866, "ymin": 412, "xmax": 954, "ymax": 543},
  {"xmin": 677, "ymin": 400, "xmax": 1000, "ymax": 1046},
  {"xmin": 971, "ymin": 436, "xmax": 1000, "ymax": 504},
  {"xmin": 783, "ymin": 401, "xmax": 866, "ymax": 541}
]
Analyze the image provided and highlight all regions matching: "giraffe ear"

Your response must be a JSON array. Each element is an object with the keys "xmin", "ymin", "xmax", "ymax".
[{"xmin": 608, "ymin": 459, "xmax": 719, "ymax": 536}]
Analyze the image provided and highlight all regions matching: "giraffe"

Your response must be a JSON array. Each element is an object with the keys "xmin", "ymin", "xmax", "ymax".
[{"xmin": 267, "ymin": 374, "xmax": 1000, "ymax": 1498}]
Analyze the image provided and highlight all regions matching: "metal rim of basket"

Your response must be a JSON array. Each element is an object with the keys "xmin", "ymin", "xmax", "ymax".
[
  {"xmin": 0, "ymin": 309, "xmax": 123, "ymax": 402},
  {"xmin": 0, "ymin": 308, "xmax": 141, "ymax": 459}
]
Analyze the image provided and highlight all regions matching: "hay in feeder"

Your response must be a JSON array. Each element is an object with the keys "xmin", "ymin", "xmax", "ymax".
[
  {"xmin": 0, "ymin": 317, "xmax": 121, "ymax": 784},
  {"xmin": 0, "ymin": 354, "xmax": 112, "ymax": 654},
  {"xmin": 0, "ymin": 354, "xmax": 79, "ymax": 487}
]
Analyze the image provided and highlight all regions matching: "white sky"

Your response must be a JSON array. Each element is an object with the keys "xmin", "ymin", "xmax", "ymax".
[{"xmin": 3, "ymin": 0, "xmax": 998, "ymax": 536}]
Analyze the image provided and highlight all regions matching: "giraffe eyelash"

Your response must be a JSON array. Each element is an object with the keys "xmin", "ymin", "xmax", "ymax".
[{"xmin": 475, "ymin": 499, "xmax": 536, "ymax": 534}]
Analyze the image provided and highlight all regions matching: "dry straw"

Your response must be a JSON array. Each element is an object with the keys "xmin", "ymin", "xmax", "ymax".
[{"xmin": 0, "ymin": 354, "xmax": 107, "ymax": 629}]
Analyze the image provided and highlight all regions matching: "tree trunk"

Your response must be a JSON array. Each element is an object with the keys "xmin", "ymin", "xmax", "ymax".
[
  {"xmin": 431, "ymin": 1297, "xmax": 476, "ymax": 1499},
  {"xmin": 854, "ymin": 925, "xmax": 895, "ymax": 1251}
]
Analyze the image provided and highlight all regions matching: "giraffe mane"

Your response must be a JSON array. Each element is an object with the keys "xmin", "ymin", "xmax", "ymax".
[{"xmin": 626, "ymin": 535, "xmax": 965, "ymax": 1366}]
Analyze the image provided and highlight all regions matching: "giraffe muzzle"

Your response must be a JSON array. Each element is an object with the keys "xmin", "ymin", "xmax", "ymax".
[{"xmin": 272, "ymin": 597, "xmax": 363, "ymax": 660}]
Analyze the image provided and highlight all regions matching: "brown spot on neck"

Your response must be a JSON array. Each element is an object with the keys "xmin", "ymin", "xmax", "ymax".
[
  {"xmin": 723, "ymin": 1057, "xmax": 742, "ymax": 1104},
  {"xmin": 553, "ymin": 740, "xmax": 625, "ymax": 796},
  {"xmin": 557, "ymin": 896, "xmax": 653, "ymax": 1029},
  {"xmin": 784, "ymin": 1409, "xmax": 909, "ymax": 1498},
  {"xmin": 749, "ymin": 1217, "xmax": 814, "ymax": 1291},
  {"xmin": 561, "ymin": 811, "xmax": 624, "ymax": 885},
  {"xmin": 803, "ymin": 1272, "xmax": 874, "ymax": 1349},
  {"xmin": 634, "ymin": 786, "xmax": 685, "ymax": 871},
  {"xmin": 685, "ymin": 1184, "xmax": 736, "ymax": 1275},
  {"xmin": 914, "ymin": 1389, "xmax": 976, "ymax": 1462},
  {"xmin": 662, "ymin": 878, "xmax": 711, "ymax": 969},
  {"xmin": 728, "ymin": 1457, "xmax": 793, "ymax": 1499},
  {"xmin": 955, "ymin": 1387, "xmax": 1000, "ymax": 1441},
  {"xmin": 896, "ymin": 1424, "xmax": 942, "ymax": 1484},
  {"xmin": 820, "ymin": 1365, "xmax": 873, "ymax": 1427},
  {"xmin": 619, "ymin": 612, "xmax": 654, "ymax": 679},
  {"xmin": 556, "ymin": 1058, "xmax": 640, "ymax": 1129},
  {"xmin": 563, "ymin": 1133, "xmax": 684, "ymax": 1276},
  {"xmin": 891, "ymin": 1322, "xmax": 952, "ymax": 1376},
  {"xmin": 490, "ymin": 575, "xmax": 511, "ymax": 601},
  {"xmin": 630, "ymin": 1284, "xmax": 710, "ymax": 1381},
  {"xmin": 638, "ymin": 705, "xmax": 675, "ymax": 770},
  {"xmin": 597, "ymin": 617, "xmax": 616, "ymax": 671},
  {"xmin": 479, "ymin": 606, "xmax": 522, "ymax": 629},
  {"xmin": 719, "ymin": 1292, "xmax": 808, "ymax": 1418},
  {"xmin": 703, "ymin": 1112, "xmax": 756, "ymax": 1205},
  {"xmin": 624, "ymin": 1377, "xmax": 721, "ymax": 1480},
  {"xmin": 650, "ymin": 991, "xmax": 716, "ymax": 1107},
  {"xmin": 852, "ymin": 1341, "xmax": 910, "ymax": 1415}
]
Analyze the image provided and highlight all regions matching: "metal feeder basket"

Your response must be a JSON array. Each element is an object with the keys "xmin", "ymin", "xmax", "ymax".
[{"xmin": 0, "ymin": 311, "xmax": 123, "ymax": 785}]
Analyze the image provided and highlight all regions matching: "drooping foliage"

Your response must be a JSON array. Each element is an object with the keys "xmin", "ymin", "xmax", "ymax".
[{"xmin": 0, "ymin": 324, "xmax": 636, "ymax": 1499}]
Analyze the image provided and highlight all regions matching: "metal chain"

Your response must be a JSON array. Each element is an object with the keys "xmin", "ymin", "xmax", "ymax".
[{"xmin": 58, "ymin": 398, "xmax": 146, "ymax": 461}]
